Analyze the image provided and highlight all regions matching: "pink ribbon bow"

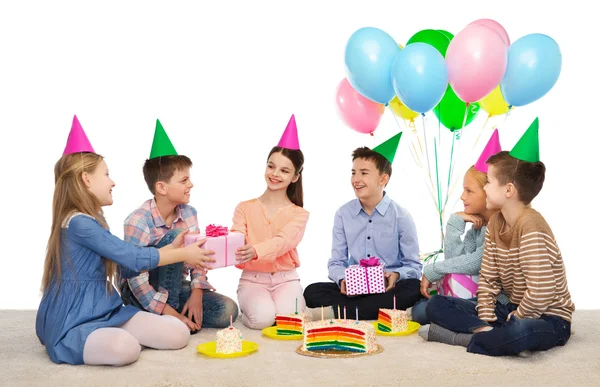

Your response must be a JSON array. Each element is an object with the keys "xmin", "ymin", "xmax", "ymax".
[
  {"xmin": 205, "ymin": 224, "xmax": 229, "ymax": 237},
  {"xmin": 358, "ymin": 257, "xmax": 380, "ymax": 294},
  {"xmin": 359, "ymin": 257, "xmax": 380, "ymax": 267}
]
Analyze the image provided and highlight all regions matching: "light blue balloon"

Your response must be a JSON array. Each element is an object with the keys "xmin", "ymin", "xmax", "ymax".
[
  {"xmin": 500, "ymin": 34, "xmax": 562, "ymax": 107},
  {"xmin": 391, "ymin": 43, "xmax": 448, "ymax": 113},
  {"xmin": 344, "ymin": 27, "xmax": 401, "ymax": 104}
]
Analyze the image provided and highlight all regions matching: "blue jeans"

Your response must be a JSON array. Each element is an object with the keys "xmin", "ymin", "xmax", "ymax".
[
  {"xmin": 426, "ymin": 295, "xmax": 571, "ymax": 356},
  {"xmin": 121, "ymin": 229, "xmax": 238, "ymax": 328},
  {"xmin": 411, "ymin": 297, "xmax": 429, "ymax": 325}
]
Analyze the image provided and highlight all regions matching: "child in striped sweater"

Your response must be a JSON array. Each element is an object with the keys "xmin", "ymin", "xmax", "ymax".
[{"xmin": 421, "ymin": 141, "xmax": 575, "ymax": 356}]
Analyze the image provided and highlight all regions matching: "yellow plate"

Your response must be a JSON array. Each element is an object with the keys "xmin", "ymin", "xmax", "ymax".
[
  {"xmin": 372, "ymin": 321, "xmax": 421, "ymax": 336},
  {"xmin": 262, "ymin": 326, "xmax": 303, "ymax": 340},
  {"xmin": 196, "ymin": 340, "xmax": 258, "ymax": 358}
]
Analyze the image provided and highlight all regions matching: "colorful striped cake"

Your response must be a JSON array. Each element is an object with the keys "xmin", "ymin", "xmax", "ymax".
[
  {"xmin": 302, "ymin": 320, "xmax": 377, "ymax": 353},
  {"xmin": 377, "ymin": 308, "xmax": 408, "ymax": 333},
  {"xmin": 275, "ymin": 313, "xmax": 305, "ymax": 335},
  {"xmin": 216, "ymin": 326, "xmax": 243, "ymax": 354}
]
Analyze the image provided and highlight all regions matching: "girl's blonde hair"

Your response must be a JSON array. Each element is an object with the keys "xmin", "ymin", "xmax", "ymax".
[
  {"xmin": 466, "ymin": 165, "xmax": 487, "ymax": 188},
  {"xmin": 41, "ymin": 152, "xmax": 115, "ymax": 292}
]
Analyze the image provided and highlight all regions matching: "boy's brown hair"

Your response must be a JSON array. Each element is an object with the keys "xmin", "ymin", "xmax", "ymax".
[
  {"xmin": 143, "ymin": 155, "xmax": 192, "ymax": 195},
  {"xmin": 486, "ymin": 151, "xmax": 545, "ymax": 205},
  {"xmin": 352, "ymin": 147, "xmax": 392, "ymax": 179}
]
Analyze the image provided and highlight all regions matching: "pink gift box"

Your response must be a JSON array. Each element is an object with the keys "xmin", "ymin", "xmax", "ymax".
[
  {"xmin": 344, "ymin": 258, "xmax": 386, "ymax": 296},
  {"xmin": 183, "ymin": 225, "xmax": 245, "ymax": 269},
  {"xmin": 436, "ymin": 274, "xmax": 480, "ymax": 299}
]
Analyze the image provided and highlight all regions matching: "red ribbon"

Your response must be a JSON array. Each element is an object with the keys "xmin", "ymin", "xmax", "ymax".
[
  {"xmin": 206, "ymin": 224, "xmax": 229, "ymax": 237},
  {"xmin": 205, "ymin": 224, "xmax": 229, "ymax": 266}
]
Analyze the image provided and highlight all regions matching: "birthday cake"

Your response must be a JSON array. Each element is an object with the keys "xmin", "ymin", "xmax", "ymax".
[
  {"xmin": 377, "ymin": 308, "xmax": 408, "ymax": 333},
  {"xmin": 216, "ymin": 326, "xmax": 243, "ymax": 354},
  {"xmin": 275, "ymin": 313, "xmax": 306, "ymax": 335},
  {"xmin": 302, "ymin": 320, "xmax": 377, "ymax": 353}
]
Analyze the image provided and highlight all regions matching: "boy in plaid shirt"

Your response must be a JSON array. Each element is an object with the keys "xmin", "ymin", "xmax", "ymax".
[{"xmin": 119, "ymin": 120, "xmax": 238, "ymax": 332}]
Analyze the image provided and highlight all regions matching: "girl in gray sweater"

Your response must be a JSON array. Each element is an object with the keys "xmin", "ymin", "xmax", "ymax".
[{"xmin": 409, "ymin": 165, "xmax": 499, "ymax": 324}]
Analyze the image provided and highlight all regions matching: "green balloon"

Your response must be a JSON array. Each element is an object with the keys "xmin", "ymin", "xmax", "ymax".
[
  {"xmin": 437, "ymin": 30, "xmax": 454, "ymax": 41},
  {"xmin": 406, "ymin": 29, "xmax": 451, "ymax": 57},
  {"xmin": 434, "ymin": 86, "xmax": 480, "ymax": 131}
]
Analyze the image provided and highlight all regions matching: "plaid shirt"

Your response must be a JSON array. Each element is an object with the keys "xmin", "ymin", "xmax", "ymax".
[{"xmin": 121, "ymin": 198, "xmax": 213, "ymax": 315}]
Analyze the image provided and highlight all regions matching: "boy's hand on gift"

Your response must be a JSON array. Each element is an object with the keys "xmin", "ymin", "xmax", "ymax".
[
  {"xmin": 384, "ymin": 272, "xmax": 400, "ymax": 291},
  {"xmin": 182, "ymin": 288, "xmax": 203, "ymax": 330},
  {"xmin": 183, "ymin": 240, "xmax": 216, "ymax": 270},
  {"xmin": 171, "ymin": 230, "xmax": 189, "ymax": 249},
  {"xmin": 340, "ymin": 280, "xmax": 347, "ymax": 295},
  {"xmin": 171, "ymin": 229, "xmax": 200, "ymax": 249},
  {"xmin": 507, "ymin": 311, "xmax": 517, "ymax": 321},
  {"xmin": 456, "ymin": 212, "xmax": 485, "ymax": 230},
  {"xmin": 420, "ymin": 276, "xmax": 432, "ymax": 299},
  {"xmin": 236, "ymin": 244, "xmax": 257, "ymax": 263}
]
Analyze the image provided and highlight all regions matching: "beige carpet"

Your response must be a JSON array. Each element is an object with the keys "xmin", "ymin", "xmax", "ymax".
[{"xmin": 1, "ymin": 310, "xmax": 599, "ymax": 387}]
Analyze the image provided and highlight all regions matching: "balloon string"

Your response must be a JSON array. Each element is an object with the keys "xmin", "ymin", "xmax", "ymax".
[
  {"xmin": 472, "ymin": 114, "xmax": 491, "ymax": 150},
  {"xmin": 389, "ymin": 108, "xmax": 438, "ymax": 211},
  {"xmin": 434, "ymin": 138, "xmax": 444, "ymax": 247},
  {"xmin": 443, "ymin": 103, "xmax": 469, "ymax": 207},
  {"xmin": 421, "ymin": 113, "xmax": 439, "ymax": 211},
  {"xmin": 447, "ymin": 134, "xmax": 455, "ymax": 193},
  {"xmin": 388, "ymin": 107, "xmax": 420, "ymax": 168},
  {"xmin": 442, "ymin": 109, "xmax": 493, "ymax": 217}
]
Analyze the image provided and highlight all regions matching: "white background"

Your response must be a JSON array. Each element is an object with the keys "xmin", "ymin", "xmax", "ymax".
[{"xmin": 1, "ymin": 1, "xmax": 598, "ymax": 309}]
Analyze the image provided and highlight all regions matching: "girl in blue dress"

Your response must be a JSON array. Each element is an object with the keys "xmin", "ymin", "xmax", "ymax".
[{"xmin": 37, "ymin": 132, "xmax": 215, "ymax": 366}]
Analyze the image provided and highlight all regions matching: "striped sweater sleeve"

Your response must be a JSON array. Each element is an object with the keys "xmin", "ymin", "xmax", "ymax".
[
  {"xmin": 514, "ymin": 230, "xmax": 557, "ymax": 319},
  {"xmin": 476, "ymin": 228, "xmax": 502, "ymax": 322}
]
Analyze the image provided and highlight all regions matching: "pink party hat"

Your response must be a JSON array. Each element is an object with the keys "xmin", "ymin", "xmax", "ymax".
[
  {"xmin": 277, "ymin": 114, "xmax": 300, "ymax": 150},
  {"xmin": 474, "ymin": 128, "xmax": 501, "ymax": 173},
  {"xmin": 63, "ymin": 115, "xmax": 95, "ymax": 155}
]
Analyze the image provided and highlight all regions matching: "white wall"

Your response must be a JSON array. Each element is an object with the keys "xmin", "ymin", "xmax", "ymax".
[{"xmin": 0, "ymin": 1, "xmax": 597, "ymax": 309}]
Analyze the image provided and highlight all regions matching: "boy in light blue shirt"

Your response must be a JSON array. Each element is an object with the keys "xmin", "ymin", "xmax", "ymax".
[{"xmin": 304, "ymin": 133, "xmax": 422, "ymax": 319}]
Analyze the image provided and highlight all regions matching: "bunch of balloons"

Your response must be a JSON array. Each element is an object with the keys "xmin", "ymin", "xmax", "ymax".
[{"xmin": 335, "ymin": 19, "xmax": 562, "ymax": 134}]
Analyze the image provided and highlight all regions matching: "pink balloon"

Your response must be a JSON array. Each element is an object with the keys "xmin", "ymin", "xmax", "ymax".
[
  {"xmin": 335, "ymin": 78, "xmax": 384, "ymax": 134},
  {"xmin": 469, "ymin": 18, "xmax": 510, "ymax": 46},
  {"xmin": 446, "ymin": 24, "xmax": 508, "ymax": 103}
]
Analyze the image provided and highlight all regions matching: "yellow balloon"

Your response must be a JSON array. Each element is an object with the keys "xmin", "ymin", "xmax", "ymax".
[
  {"xmin": 389, "ymin": 96, "xmax": 419, "ymax": 120},
  {"xmin": 479, "ymin": 86, "xmax": 510, "ymax": 116}
]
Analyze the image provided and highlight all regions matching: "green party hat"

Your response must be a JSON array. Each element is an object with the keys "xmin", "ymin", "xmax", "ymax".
[
  {"xmin": 373, "ymin": 131, "xmax": 402, "ymax": 163},
  {"xmin": 149, "ymin": 119, "xmax": 178, "ymax": 159},
  {"xmin": 509, "ymin": 117, "xmax": 540, "ymax": 162}
]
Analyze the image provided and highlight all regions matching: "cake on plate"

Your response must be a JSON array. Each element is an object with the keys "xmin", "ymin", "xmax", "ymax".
[
  {"xmin": 216, "ymin": 326, "xmax": 243, "ymax": 354},
  {"xmin": 302, "ymin": 320, "xmax": 377, "ymax": 353},
  {"xmin": 377, "ymin": 308, "xmax": 408, "ymax": 333}
]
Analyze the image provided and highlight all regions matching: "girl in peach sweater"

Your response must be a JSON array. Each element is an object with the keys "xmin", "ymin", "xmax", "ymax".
[{"xmin": 231, "ymin": 115, "xmax": 309, "ymax": 329}]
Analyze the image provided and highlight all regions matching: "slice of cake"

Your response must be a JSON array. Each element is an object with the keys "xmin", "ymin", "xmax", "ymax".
[
  {"xmin": 302, "ymin": 320, "xmax": 377, "ymax": 353},
  {"xmin": 216, "ymin": 326, "xmax": 243, "ymax": 354},
  {"xmin": 377, "ymin": 308, "xmax": 408, "ymax": 333},
  {"xmin": 275, "ymin": 313, "xmax": 306, "ymax": 335}
]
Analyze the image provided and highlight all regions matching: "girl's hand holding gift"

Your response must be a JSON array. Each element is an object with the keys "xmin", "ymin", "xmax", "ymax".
[{"xmin": 236, "ymin": 244, "xmax": 257, "ymax": 263}]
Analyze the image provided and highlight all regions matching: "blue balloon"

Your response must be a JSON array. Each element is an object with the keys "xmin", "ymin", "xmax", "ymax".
[
  {"xmin": 344, "ymin": 27, "xmax": 401, "ymax": 104},
  {"xmin": 391, "ymin": 43, "xmax": 448, "ymax": 113},
  {"xmin": 500, "ymin": 34, "xmax": 562, "ymax": 107}
]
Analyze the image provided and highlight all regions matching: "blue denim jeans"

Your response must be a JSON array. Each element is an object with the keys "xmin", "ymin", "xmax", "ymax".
[
  {"xmin": 121, "ymin": 229, "xmax": 238, "ymax": 328},
  {"xmin": 411, "ymin": 297, "xmax": 429, "ymax": 325},
  {"xmin": 426, "ymin": 295, "xmax": 572, "ymax": 356}
]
